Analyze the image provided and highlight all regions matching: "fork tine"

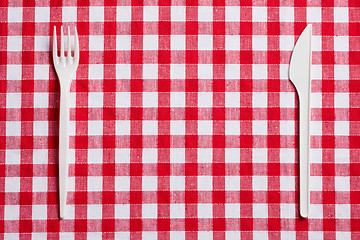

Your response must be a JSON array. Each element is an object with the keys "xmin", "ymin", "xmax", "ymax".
[
  {"xmin": 53, "ymin": 26, "xmax": 58, "ymax": 61},
  {"xmin": 60, "ymin": 26, "xmax": 65, "ymax": 62},
  {"xmin": 67, "ymin": 26, "xmax": 71, "ymax": 60},
  {"xmin": 73, "ymin": 26, "xmax": 79, "ymax": 64}
]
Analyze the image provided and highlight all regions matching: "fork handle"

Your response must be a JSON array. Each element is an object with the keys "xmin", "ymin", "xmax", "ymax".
[{"xmin": 59, "ymin": 87, "xmax": 70, "ymax": 219}]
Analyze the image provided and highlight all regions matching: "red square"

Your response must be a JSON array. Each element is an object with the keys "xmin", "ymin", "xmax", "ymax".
[
  {"xmin": 157, "ymin": 219, "xmax": 170, "ymax": 231},
  {"xmin": 268, "ymin": 163, "xmax": 280, "ymax": 176},
  {"xmin": 322, "ymin": 191, "xmax": 335, "ymax": 204},
  {"xmin": 75, "ymin": 219, "xmax": 87, "ymax": 232},
  {"xmin": 213, "ymin": 135, "xmax": 225, "ymax": 148},
  {"xmin": 213, "ymin": 50, "xmax": 225, "ymax": 64},
  {"xmin": 21, "ymin": 108, "xmax": 34, "ymax": 121},
  {"xmin": 213, "ymin": 191, "xmax": 225, "ymax": 203},
  {"xmin": 159, "ymin": 22, "xmax": 171, "ymax": 35},
  {"xmin": 158, "ymin": 79, "xmax": 170, "ymax": 92},
  {"xmin": 268, "ymin": 79, "xmax": 280, "ymax": 92},
  {"xmin": 0, "ymin": 109, "xmax": 5, "ymax": 121},
  {"xmin": 131, "ymin": 0, "xmax": 143, "ymax": 6},
  {"xmin": 130, "ymin": 163, "xmax": 142, "ymax": 176},
  {"xmin": 103, "ymin": 191, "xmax": 115, "ymax": 204},
  {"xmin": 186, "ymin": 79, "xmax": 198, "ymax": 92},
  {"xmin": 294, "ymin": 22, "xmax": 307, "ymax": 36},
  {"xmin": 213, "ymin": 163, "xmax": 225, "ymax": 176},
  {"xmin": 75, "ymin": 136, "xmax": 88, "ymax": 149},
  {"xmin": 0, "ymin": 164, "xmax": 5, "ymax": 176},
  {"xmin": 158, "ymin": 107, "xmax": 170, "ymax": 120},
  {"xmin": 350, "ymin": 80, "xmax": 360, "ymax": 92},
  {"xmin": 22, "ymin": 22, "xmax": 35, "ymax": 35},
  {"xmin": 131, "ymin": 50, "xmax": 143, "ymax": 64},
  {"xmin": 130, "ymin": 219, "xmax": 142, "ymax": 231},
  {"xmin": 185, "ymin": 135, "xmax": 198, "ymax": 148},
  {"xmin": 22, "ymin": 51, "xmax": 35, "ymax": 65},
  {"xmin": 213, "ymin": 79, "xmax": 225, "ymax": 92},
  {"xmin": 22, "ymin": 80, "xmax": 34, "ymax": 92},
  {"xmin": 322, "ymin": 108, "xmax": 335, "ymax": 121},
  {"xmin": 104, "ymin": 108, "xmax": 116, "ymax": 120},
  {"xmin": 240, "ymin": 108, "xmax": 252, "ymax": 120},
  {"xmin": 268, "ymin": 51, "xmax": 280, "ymax": 64},
  {"xmin": 322, "ymin": 22, "xmax": 334, "ymax": 36},
  {"xmin": 213, "ymin": 22, "xmax": 225, "ymax": 35},
  {"xmin": 131, "ymin": 79, "xmax": 143, "ymax": 92},
  {"xmin": 268, "ymin": 191, "xmax": 280, "ymax": 203},
  {"xmin": 50, "ymin": 0, "xmax": 62, "ymax": 7},
  {"xmin": 322, "ymin": 163, "xmax": 335, "ymax": 176},
  {"xmin": 351, "ymin": 219, "xmax": 360, "ymax": 231},
  {"xmin": 104, "ymin": 79, "xmax": 116, "ymax": 92},
  {"xmin": 294, "ymin": 0, "xmax": 306, "ymax": 6},
  {"xmin": 213, "ymin": 108, "xmax": 225, "ymax": 120},
  {"xmin": 104, "ymin": 22, "xmax": 116, "ymax": 35},
  {"xmin": 322, "ymin": 136, "xmax": 335, "ymax": 148},
  {"xmin": 185, "ymin": 163, "xmax": 198, "ymax": 176},
  {"xmin": 20, "ymin": 192, "xmax": 32, "ymax": 205},
  {"xmin": 323, "ymin": 219, "xmax": 336, "ymax": 231},
  {"xmin": 240, "ymin": 191, "xmax": 252, "ymax": 203},
  {"xmin": 240, "ymin": 163, "xmax": 252, "ymax": 175},
  {"xmin": 0, "ymin": 51, "xmax": 6, "ymax": 64},
  {"xmin": 350, "ymin": 51, "xmax": 360, "ymax": 64},
  {"xmin": 213, "ymin": 0, "xmax": 225, "ymax": 6},
  {"xmin": 76, "ymin": 108, "xmax": 88, "ymax": 121},
  {"xmin": 186, "ymin": 22, "xmax": 198, "ymax": 35},
  {"xmin": 240, "ymin": 51, "xmax": 253, "ymax": 64},
  {"xmin": 47, "ymin": 220, "xmax": 59, "ymax": 232},
  {"xmin": 185, "ymin": 218, "xmax": 198, "ymax": 231},
  {"xmin": 268, "ymin": 108, "xmax": 280, "ymax": 120},
  {"xmin": 267, "ymin": 0, "xmax": 279, "ymax": 6},
  {"xmin": 186, "ymin": 0, "xmax": 198, "ymax": 5},
  {"xmin": 47, "ymin": 192, "xmax": 58, "ymax": 204},
  {"xmin": 19, "ymin": 220, "xmax": 32, "ymax": 233},
  {"xmin": 20, "ymin": 164, "xmax": 33, "ymax": 177},
  {"xmin": 213, "ymin": 218, "xmax": 226, "ymax": 231},
  {"xmin": 240, "ymin": 79, "xmax": 252, "ymax": 92},
  {"xmin": 186, "ymin": 108, "xmax": 198, "ymax": 120},
  {"xmin": 102, "ymin": 219, "xmax": 115, "ymax": 232},
  {"xmin": 322, "ymin": 51, "xmax": 334, "ymax": 64},
  {"xmin": 322, "ymin": 80, "xmax": 334, "ymax": 92},
  {"xmin": 349, "ymin": 23, "xmax": 360, "ymax": 36},
  {"xmin": 158, "ymin": 50, "xmax": 171, "ymax": 64},
  {"xmin": 0, "ymin": 23, "xmax": 6, "ymax": 36},
  {"xmin": 158, "ymin": 163, "xmax": 170, "ymax": 176},
  {"xmin": 267, "ymin": 22, "xmax": 280, "ymax": 35},
  {"xmin": 296, "ymin": 219, "xmax": 308, "ymax": 231},
  {"xmin": 267, "ymin": 135, "xmax": 280, "ymax": 148},
  {"xmin": 130, "ymin": 191, "xmax": 142, "ymax": 204},
  {"xmin": 185, "ymin": 191, "xmax": 197, "ymax": 203},
  {"xmin": 321, "ymin": 0, "xmax": 334, "ymax": 7},
  {"xmin": 103, "ymin": 163, "xmax": 115, "ymax": 176},
  {"xmin": 21, "ymin": 136, "xmax": 33, "ymax": 149},
  {"xmin": 77, "ymin": 22, "xmax": 90, "ymax": 35},
  {"xmin": 158, "ymin": 191, "xmax": 170, "ymax": 203},
  {"xmin": 350, "ymin": 136, "xmax": 360, "ymax": 148},
  {"xmin": 75, "ymin": 164, "xmax": 88, "ymax": 176},
  {"xmin": 240, "ymin": 135, "xmax": 252, "ymax": 148},
  {"xmin": 351, "ymin": 191, "xmax": 360, "ymax": 204},
  {"xmin": 350, "ymin": 163, "xmax": 360, "ymax": 176},
  {"xmin": 240, "ymin": 218, "xmax": 253, "ymax": 231},
  {"xmin": 159, "ymin": 0, "xmax": 171, "ymax": 6},
  {"xmin": 75, "ymin": 192, "xmax": 87, "ymax": 204},
  {"xmin": 131, "ymin": 108, "xmax": 143, "ymax": 120},
  {"xmin": 158, "ymin": 135, "xmax": 170, "ymax": 148},
  {"xmin": 268, "ymin": 218, "xmax": 281, "ymax": 231},
  {"xmin": 131, "ymin": 22, "xmax": 143, "ymax": 35},
  {"xmin": 103, "ymin": 135, "xmax": 115, "ymax": 148},
  {"xmin": 104, "ymin": 50, "xmax": 116, "ymax": 64},
  {"xmin": 186, "ymin": 50, "xmax": 198, "ymax": 64},
  {"xmin": 240, "ymin": 22, "xmax": 252, "ymax": 35}
]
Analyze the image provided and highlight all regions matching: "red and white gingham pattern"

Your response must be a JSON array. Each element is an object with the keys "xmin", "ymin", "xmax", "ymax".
[{"xmin": 0, "ymin": 0, "xmax": 359, "ymax": 239}]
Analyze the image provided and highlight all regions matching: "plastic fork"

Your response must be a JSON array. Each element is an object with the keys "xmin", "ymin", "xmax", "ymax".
[{"xmin": 52, "ymin": 26, "xmax": 79, "ymax": 219}]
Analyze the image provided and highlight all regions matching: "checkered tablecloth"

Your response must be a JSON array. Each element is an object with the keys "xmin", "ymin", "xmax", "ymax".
[{"xmin": 0, "ymin": 0, "xmax": 359, "ymax": 239}]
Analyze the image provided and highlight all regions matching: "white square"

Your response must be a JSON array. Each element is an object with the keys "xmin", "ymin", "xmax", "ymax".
[
  {"xmin": 334, "ymin": 36, "xmax": 349, "ymax": 51},
  {"xmin": 115, "ymin": 204, "xmax": 130, "ymax": 219},
  {"xmin": 310, "ymin": 149, "xmax": 322, "ymax": 163},
  {"xmin": 87, "ymin": 176, "xmax": 102, "ymax": 191},
  {"xmin": 225, "ymin": 35, "xmax": 240, "ymax": 50},
  {"xmin": 87, "ymin": 205, "xmax": 102, "ymax": 219},
  {"xmin": 335, "ymin": 121, "xmax": 349, "ymax": 135},
  {"xmin": 62, "ymin": 7, "xmax": 77, "ymax": 22},
  {"xmin": 170, "ymin": 232, "xmax": 185, "ymax": 239},
  {"xmin": 171, "ymin": 35, "xmax": 185, "ymax": 50},
  {"xmin": 8, "ymin": 8, "xmax": 22, "ymax": 22},
  {"xmin": 225, "ymin": 92, "xmax": 240, "ymax": 107},
  {"xmin": 171, "ymin": 64, "xmax": 185, "ymax": 79},
  {"xmin": 335, "ymin": 204, "xmax": 350, "ymax": 219},
  {"xmin": 312, "ymin": 65, "xmax": 322, "ymax": 80},
  {"xmin": 225, "ymin": 148, "xmax": 240, "ymax": 163},
  {"xmin": 116, "ymin": 6, "xmax": 131, "ymax": 22},
  {"xmin": 311, "ymin": 93, "xmax": 322, "ymax": 108},
  {"xmin": 88, "ymin": 233, "xmax": 101, "ymax": 240},
  {"xmin": 170, "ymin": 92, "xmax": 185, "ymax": 107},
  {"xmin": 33, "ymin": 177, "xmax": 47, "ymax": 192},
  {"xmin": 142, "ymin": 204, "xmax": 157, "ymax": 218},
  {"xmin": 89, "ymin": 64, "xmax": 104, "ymax": 79},
  {"xmin": 89, "ymin": 35, "xmax": 104, "ymax": 51},
  {"xmin": 198, "ymin": 232, "xmax": 213, "ymax": 239},
  {"xmin": 115, "ymin": 176, "xmax": 130, "ymax": 191},
  {"xmin": 60, "ymin": 233, "xmax": 74, "ymax": 240},
  {"xmin": 5, "ymin": 205, "xmax": 19, "ymax": 220},
  {"xmin": 88, "ymin": 149, "xmax": 103, "ymax": 164},
  {"xmin": 335, "ymin": 177, "xmax": 350, "ymax": 191},
  {"xmin": 198, "ymin": 6, "xmax": 213, "ymax": 21},
  {"xmin": 280, "ymin": 7, "xmax": 294, "ymax": 22},
  {"xmin": 281, "ymin": 204, "xmax": 295, "ymax": 218},
  {"xmin": 89, "ymin": 6, "xmax": 104, "ymax": 22},
  {"xmin": 198, "ymin": 121, "xmax": 212, "ymax": 135},
  {"xmin": 68, "ymin": 177, "xmax": 75, "ymax": 192},
  {"xmin": 198, "ymin": 92, "xmax": 213, "ymax": 107},
  {"xmin": 143, "ymin": 64, "xmax": 158, "ymax": 79},
  {"xmin": 35, "ymin": 7, "xmax": 50, "ymax": 22},
  {"xmin": 142, "ymin": 92, "xmax": 158, "ymax": 107},
  {"xmin": 225, "ymin": 204, "xmax": 240, "ymax": 218},
  {"xmin": 116, "ymin": 64, "xmax": 131, "ymax": 79},
  {"xmin": 334, "ymin": 7, "xmax": 348, "ymax": 22},
  {"xmin": 253, "ymin": 204, "xmax": 268, "ymax": 218},
  {"xmin": 6, "ymin": 121, "xmax": 21, "ymax": 136},
  {"xmin": 310, "ymin": 204, "xmax": 323, "ymax": 218},
  {"xmin": 171, "ymin": 6, "xmax": 186, "ymax": 21},
  {"xmin": 198, "ymin": 176, "xmax": 212, "ymax": 190},
  {"xmin": 170, "ymin": 204, "xmax": 185, "ymax": 218},
  {"xmin": 225, "ymin": 176, "xmax": 240, "ymax": 190},
  {"xmin": 33, "ymin": 149, "xmax": 48, "ymax": 164},
  {"xmin": 143, "ymin": 36, "xmax": 158, "ymax": 50},
  {"xmin": 142, "ymin": 176, "xmax": 157, "ymax": 191},
  {"xmin": 33, "ymin": 121, "xmax": 48, "ymax": 136},
  {"xmin": 225, "ymin": 64, "xmax": 240, "ymax": 79},
  {"xmin": 32, "ymin": 233, "xmax": 46, "ymax": 240},
  {"xmin": 253, "ymin": 65, "xmax": 267, "ymax": 79},
  {"xmin": 280, "ymin": 35, "xmax": 294, "ymax": 51},
  {"xmin": 253, "ymin": 148, "xmax": 267, "ymax": 163},
  {"xmin": 5, "ymin": 150, "xmax": 20, "ymax": 164},
  {"xmin": 198, "ymin": 64, "xmax": 213, "ymax": 79},
  {"xmin": 116, "ymin": 35, "xmax": 131, "ymax": 50},
  {"xmin": 280, "ymin": 92, "xmax": 295, "ymax": 108},
  {"xmin": 143, "ymin": 232, "xmax": 157, "ymax": 239},
  {"xmin": 310, "ymin": 176, "xmax": 322, "ymax": 191},
  {"xmin": 252, "ymin": 121, "xmax": 267, "ymax": 135},
  {"xmin": 197, "ymin": 148, "xmax": 213, "ymax": 163},
  {"xmin": 198, "ymin": 35, "xmax": 213, "ymax": 50},
  {"xmin": 253, "ymin": 232, "xmax": 268, "ymax": 240},
  {"xmin": 312, "ymin": 36, "xmax": 322, "ymax": 52},
  {"xmin": 335, "ymin": 93, "xmax": 349, "ymax": 108},
  {"xmin": 225, "ymin": 121, "xmax": 240, "ymax": 135},
  {"xmin": 7, "ymin": 36, "xmax": 22, "ymax": 51},
  {"xmin": 280, "ymin": 176, "xmax": 295, "ymax": 190},
  {"xmin": 7, "ymin": 65, "xmax": 21, "ymax": 80},
  {"xmin": 170, "ymin": 121, "xmax": 185, "ymax": 135},
  {"xmin": 143, "ymin": 121, "xmax": 158, "ymax": 135},
  {"xmin": 335, "ymin": 149, "xmax": 349, "ymax": 164},
  {"xmin": 116, "ymin": 92, "xmax": 131, "ymax": 107},
  {"xmin": 143, "ymin": 6, "xmax": 158, "ymax": 21},
  {"xmin": 279, "ymin": 64, "xmax": 289, "ymax": 79},
  {"xmin": 88, "ymin": 92, "xmax": 103, "ymax": 108},
  {"xmin": 336, "ymin": 232, "xmax": 351, "ymax": 240},
  {"xmin": 307, "ymin": 7, "xmax": 321, "ymax": 22},
  {"xmin": 252, "ymin": 7, "xmax": 267, "ymax": 22},
  {"xmin": 252, "ymin": 176, "xmax": 267, "ymax": 191},
  {"xmin": 5, "ymin": 177, "xmax": 20, "ymax": 192},
  {"xmin": 309, "ymin": 232, "xmax": 323, "ymax": 240},
  {"xmin": 334, "ymin": 65, "xmax": 349, "ymax": 80},
  {"xmin": 310, "ymin": 121, "xmax": 322, "ymax": 135},
  {"xmin": 6, "ymin": 93, "xmax": 21, "ymax": 108},
  {"xmin": 281, "ymin": 232, "xmax": 296, "ymax": 240},
  {"xmin": 225, "ymin": 6, "xmax": 240, "ymax": 21},
  {"xmin": 34, "ymin": 65, "xmax": 49, "ymax": 80},
  {"xmin": 252, "ymin": 92, "xmax": 267, "ymax": 108},
  {"xmin": 252, "ymin": 35, "xmax": 267, "ymax": 51},
  {"xmin": 115, "ymin": 149, "xmax": 130, "ymax": 163},
  {"xmin": 226, "ymin": 232, "xmax": 240, "ymax": 240},
  {"xmin": 280, "ymin": 120, "xmax": 295, "ymax": 135},
  {"xmin": 142, "ymin": 149, "xmax": 157, "ymax": 163},
  {"xmin": 170, "ymin": 176, "xmax": 185, "ymax": 191},
  {"xmin": 198, "ymin": 204, "xmax": 212, "ymax": 218}
]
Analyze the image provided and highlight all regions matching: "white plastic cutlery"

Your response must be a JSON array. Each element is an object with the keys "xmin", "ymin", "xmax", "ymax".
[
  {"xmin": 289, "ymin": 24, "xmax": 312, "ymax": 218},
  {"xmin": 52, "ymin": 26, "xmax": 79, "ymax": 219}
]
